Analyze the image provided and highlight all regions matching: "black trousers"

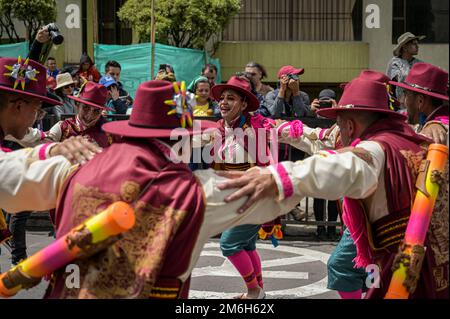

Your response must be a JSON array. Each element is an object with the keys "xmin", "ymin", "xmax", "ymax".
[
  {"xmin": 313, "ymin": 199, "xmax": 338, "ymax": 234},
  {"xmin": 7, "ymin": 211, "xmax": 31, "ymax": 264}
]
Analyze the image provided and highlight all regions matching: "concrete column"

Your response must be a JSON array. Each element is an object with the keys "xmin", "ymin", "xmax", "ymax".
[{"xmin": 362, "ymin": 0, "xmax": 393, "ymax": 73}]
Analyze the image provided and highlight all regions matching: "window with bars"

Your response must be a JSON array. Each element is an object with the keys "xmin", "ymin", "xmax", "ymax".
[
  {"xmin": 393, "ymin": 0, "xmax": 449, "ymax": 44},
  {"xmin": 222, "ymin": 0, "xmax": 363, "ymax": 41}
]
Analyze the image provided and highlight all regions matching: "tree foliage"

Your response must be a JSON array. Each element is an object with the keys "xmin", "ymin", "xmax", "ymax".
[
  {"xmin": 118, "ymin": 0, "xmax": 241, "ymax": 50},
  {"xmin": 0, "ymin": 0, "xmax": 57, "ymax": 44}
]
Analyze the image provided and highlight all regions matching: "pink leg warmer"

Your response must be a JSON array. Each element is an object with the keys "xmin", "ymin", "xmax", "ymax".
[
  {"xmin": 246, "ymin": 250, "xmax": 263, "ymax": 288},
  {"xmin": 228, "ymin": 250, "xmax": 259, "ymax": 289}
]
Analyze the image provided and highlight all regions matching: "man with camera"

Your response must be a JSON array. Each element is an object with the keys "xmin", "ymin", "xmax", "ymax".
[
  {"xmin": 310, "ymin": 89, "xmax": 338, "ymax": 113},
  {"xmin": 262, "ymin": 65, "xmax": 310, "ymax": 118}
]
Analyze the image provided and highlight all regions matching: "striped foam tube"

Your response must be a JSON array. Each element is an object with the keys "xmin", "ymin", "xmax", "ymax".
[
  {"xmin": 385, "ymin": 144, "xmax": 448, "ymax": 299},
  {"xmin": 0, "ymin": 201, "xmax": 135, "ymax": 297}
]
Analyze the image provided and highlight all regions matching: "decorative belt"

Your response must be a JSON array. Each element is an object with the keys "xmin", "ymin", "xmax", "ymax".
[
  {"xmin": 145, "ymin": 277, "xmax": 182, "ymax": 299},
  {"xmin": 371, "ymin": 212, "xmax": 410, "ymax": 250},
  {"xmin": 212, "ymin": 162, "xmax": 253, "ymax": 171}
]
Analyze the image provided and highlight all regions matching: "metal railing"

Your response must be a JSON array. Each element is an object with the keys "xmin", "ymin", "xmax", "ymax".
[{"xmin": 41, "ymin": 113, "xmax": 343, "ymax": 230}]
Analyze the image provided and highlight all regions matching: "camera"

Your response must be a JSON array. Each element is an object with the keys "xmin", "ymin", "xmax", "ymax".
[
  {"xmin": 318, "ymin": 99, "xmax": 332, "ymax": 108},
  {"xmin": 45, "ymin": 23, "xmax": 64, "ymax": 45},
  {"xmin": 287, "ymin": 74, "xmax": 299, "ymax": 81}
]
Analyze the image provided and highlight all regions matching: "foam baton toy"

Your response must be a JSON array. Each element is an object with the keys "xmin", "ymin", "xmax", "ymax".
[
  {"xmin": 0, "ymin": 201, "xmax": 135, "ymax": 297},
  {"xmin": 385, "ymin": 144, "xmax": 448, "ymax": 299}
]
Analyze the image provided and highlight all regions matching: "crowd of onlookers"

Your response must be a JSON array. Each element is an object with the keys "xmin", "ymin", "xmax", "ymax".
[{"xmin": 1, "ymin": 30, "xmax": 447, "ymax": 267}]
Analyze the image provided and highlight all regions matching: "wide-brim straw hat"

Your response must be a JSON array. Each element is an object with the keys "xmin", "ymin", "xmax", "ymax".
[
  {"xmin": 393, "ymin": 32, "xmax": 426, "ymax": 56},
  {"xmin": 55, "ymin": 72, "xmax": 75, "ymax": 90}
]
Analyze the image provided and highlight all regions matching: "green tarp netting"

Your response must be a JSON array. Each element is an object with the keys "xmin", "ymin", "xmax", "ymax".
[
  {"xmin": 94, "ymin": 42, "xmax": 221, "ymax": 98},
  {"xmin": 0, "ymin": 41, "xmax": 29, "ymax": 59}
]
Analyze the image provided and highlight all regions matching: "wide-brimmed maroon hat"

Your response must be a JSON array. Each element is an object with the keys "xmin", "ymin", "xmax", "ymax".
[
  {"xmin": 211, "ymin": 76, "xmax": 260, "ymax": 112},
  {"xmin": 390, "ymin": 62, "xmax": 449, "ymax": 101},
  {"xmin": 277, "ymin": 65, "xmax": 305, "ymax": 78},
  {"xmin": 0, "ymin": 57, "xmax": 61, "ymax": 105},
  {"xmin": 359, "ymin": 70, "xmax": 400, "ymax": 107},
  {"xmin": 103, "ymin": 80, "xmax": 218, "ymax": 138},
  {"xmin": 317, "ymin": 78, "xmax": 406, "ymax": 120},
  {"xmin": 68, "ymin": 81, "xmax": 111, "ymax": 110}
]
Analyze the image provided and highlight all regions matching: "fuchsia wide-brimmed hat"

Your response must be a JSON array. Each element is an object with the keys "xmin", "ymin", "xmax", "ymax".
[
  {"xmin": 0, "ymin": 56, "xmax": 61, "ymax": 105},
  {"xmin": 211, "ymin": 75, "xmax": 260, "ymax": 112},
  {"xmin": 358, "ymin": 70, "xmax": 400, "ymax": 107},
  {"xmin": 390, "ymin": 62, "xmax": 449, "ymax": 101},
  {"xmin": 317, "ymin": 77, "xmax": 406, "ymax": 120},
  {"xmin": 68, "ymin": 81, "xmax": 111, "ymax": 110},
  {"xmin": 103, "ymin": 80, "xmax": 217, "ymax": 138}
]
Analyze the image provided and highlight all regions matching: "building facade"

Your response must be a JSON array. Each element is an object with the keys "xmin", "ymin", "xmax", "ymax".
[
  {"xmin": 215, "ymin": 0, "xmax": 449, "ymax": 89},
  {"xmin": 3, "ymin": 0, "xmax": 448, "ymax": 91}
]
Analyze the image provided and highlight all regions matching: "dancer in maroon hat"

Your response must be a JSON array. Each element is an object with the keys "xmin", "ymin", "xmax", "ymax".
[
  {"xmin": 1, "ymin": 57, "xmax": 100, "ymax": 214},
  {"xmin": 391, "ymin": 63, "xmax": 449, "ymax": 295},
  {"xmin": 271, "ymin": 70, "xmax": 403, "ymax": 299},
  {"xmin": 205, "ymin": 74, "xmax": 278, "ymax": 299},
  {"xmin": 390, "ymin": 62, "xmax": 449, "ymax": 145},
  {"xmin": 219, "ymin": 75, "xmax": 447, "ymax": 299},
  {"xmin": 8, "ymin": 82, "xmax": 114, "ymax": 149},
  {"xmin": 40, "ymin": 80, "xmax": 303, "ymax": 299}
]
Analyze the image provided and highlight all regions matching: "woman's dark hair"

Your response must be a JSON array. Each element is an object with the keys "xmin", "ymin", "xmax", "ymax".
[
  {"xmin": 54, "ymin": 87, "xmax": 65, "ymax": 99},
  {"xmin": 105, "ymin": 60, "xmax": 121, "ymax": 73},
  {"xmin": 245, "ymin": 61, "xmax": 268, "ymax": 79},
  {"xmin": 79, "ymin": 53, "xmax": 93, "ymax": 68},
  {"xmin": 202, "ymin": 64, "xmax": 218, "ymax": 74}
]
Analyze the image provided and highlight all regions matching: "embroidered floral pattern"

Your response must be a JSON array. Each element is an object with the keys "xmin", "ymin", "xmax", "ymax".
[
  {"xmin": 399, "ymin": 149, "xmax": 427, "ymax": 183},
  {"xmin": 120, "ymin": 181, "xmax": 140, "ymax": 203},
  {"xmin": 56, "ymin": 182, "xmax": 187, "ymax": 299},
  {"xmin": 428, "ymin": 164, "xmax": 449, "ymax": 267}
]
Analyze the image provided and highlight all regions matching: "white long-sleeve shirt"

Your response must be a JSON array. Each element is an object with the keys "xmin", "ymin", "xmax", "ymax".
[
  {"xmin": 0, "ymin": 139, "xmax": 301, "ymax": 285},
  {"xmin": 0, "ymin": 143, "xmax": 73, "ymax": 212},
  {"xmin": 268, "ymin": 140, "xmax": 390, "ymax": 224},
  {"xmin": 277, "ymin": 122, "xmax": 339, "ymax": 155}
]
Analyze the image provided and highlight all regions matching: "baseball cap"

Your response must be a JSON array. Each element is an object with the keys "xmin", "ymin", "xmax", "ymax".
[
  {"xmin": 318, "ymin": 89, "xmax": 336, "ymax": 100},
  {"xmin": 277, "ymin": 65, "xmax": 305, "ymax": 78},
  {"xmin": 99, "ymin": 75, "xmax": 117, "ymax": 88}
]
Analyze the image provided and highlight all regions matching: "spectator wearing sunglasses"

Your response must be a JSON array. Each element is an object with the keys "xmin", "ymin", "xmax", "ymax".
[
  {"xmin": 245, "ymin": 62, "xmax": 273, "ymax": 99},
  {"xmin": 53, "ymin": 73, "xmax": 77, "ymax": 121}
]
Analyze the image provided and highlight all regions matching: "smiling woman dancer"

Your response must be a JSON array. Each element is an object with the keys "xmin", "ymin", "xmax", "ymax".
[{"xmin": 206, "ymin": 74, "xmax": 276, "ymax": 299}]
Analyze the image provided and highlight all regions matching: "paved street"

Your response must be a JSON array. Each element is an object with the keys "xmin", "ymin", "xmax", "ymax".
[{"xmin": 0, "ymin": 226, "xmax": 339, "ymax": 299}]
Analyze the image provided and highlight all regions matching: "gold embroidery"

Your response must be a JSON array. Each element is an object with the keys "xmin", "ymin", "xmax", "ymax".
[
  {"xmin": 399, "ymin": 149, "xmax": 427, "ymax": 183},
  {"xmin": 433, "ymin": 266, "xmax": 448, "ymax": 291},
  {"xmin": 120, "ymin": 181, "xmax": 140, "ymax": 203},
  {"xmin": 378, "ymin": 233, "xmax": 405, "ymax": 246},
  {"xmin": 336, "ymin": 147, "xmax": 373, "ymax": 165},
  {"xmin": 428, "ymin": 164, "xmax": 449, "ymax": 266},
  {"xmin": 55, "ymin": 182, "xmax": 188, "ymax": 299},
  {"xmin": 376, "ymin": 222, "xmax": 408, "ymax": 237},
  {"xmin": 375, "ymin": 216, "xmax": 409, "ymax": 233}
]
